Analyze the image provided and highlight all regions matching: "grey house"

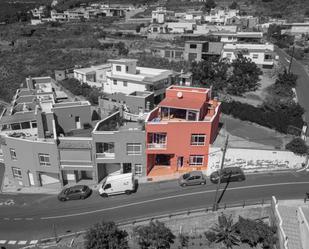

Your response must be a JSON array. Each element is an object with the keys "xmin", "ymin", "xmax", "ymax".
[{"xmin": 92, "ymin": 111, "xmax": 146, "ymax": 182}]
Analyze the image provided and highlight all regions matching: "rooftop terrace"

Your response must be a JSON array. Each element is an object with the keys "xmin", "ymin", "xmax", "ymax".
[{"xmin": 94, "ymin": 111, "xmax": 144, "ymax": 132}]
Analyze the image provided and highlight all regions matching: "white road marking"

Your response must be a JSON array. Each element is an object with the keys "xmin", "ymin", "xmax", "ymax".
[
  {"xmin": 25, "ymin": 218, "xmax": 33, "ymax": 220},
  {"xmin": 29, "ymin": 240, "xmax": 38, "ymax": 244},
  {"xmin": 0, "ymin": 240, "xmax": 6, "ymax": 244},
  {"xmin": 41, "ymin": 181, "xmax": 309, "ymax": 220},
  {"xmin": 3, "ymin": 218, "xmax": 9, "ymax": 220},
  {"xmin": 14, "ymin": 218, "xmax": 22, "ymax": 220},
  {"xmin": 18, "ymin": 241, "xmax": 27, "ymax": 245},
  {"xmin": 8, "ymin": 240, "xmax": 17, "ymax": 245}
]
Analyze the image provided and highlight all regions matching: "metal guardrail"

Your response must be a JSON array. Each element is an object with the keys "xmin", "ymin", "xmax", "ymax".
[{"xmin": 29, "ymin": 198, "xmax": 271, "ymax": 248}]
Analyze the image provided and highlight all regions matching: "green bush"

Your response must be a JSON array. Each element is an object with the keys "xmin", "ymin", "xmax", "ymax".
[
  {"xmin": 221, "ymin": 100, "xmax": 304, "ymax": 134},
  {"xmin": 204, "ymin": 231, "xmax": 217, "ymax": 243},
  {"xmin": 285, "ymin": 138, "xmax": 308, "ymax": 155}
]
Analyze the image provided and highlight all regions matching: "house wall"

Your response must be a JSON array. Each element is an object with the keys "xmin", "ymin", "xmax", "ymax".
[
  {"xmin": 146, "ymin": 121, "xmax": 214, "ymax": 173},
  {"xmin": 184, "ymin": 42, "xmax": 203, "ymax": 61},
  {"xmin": 92, "ymin": 130, "xmax": 146, "ymax": 181},
  {"xmin": 104, "ymin": 78, "xmax": 147, "ymax": 95},
  {"xmin": 126, "ymin": 94, "xmax": 154, "ymax": 113},
  {"xmin": 2, "ymin": 136, "xmax": 59, "ymax": 187},
  {"xmin": 52, "ymin": 104, "xmax": 91, "ymax": 133}
]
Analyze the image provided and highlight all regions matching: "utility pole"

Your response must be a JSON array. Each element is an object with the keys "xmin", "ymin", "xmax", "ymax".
[
  {"xmin": 212, "ymin": 135, "xmax": 229, "ymax": 212},
  {"xmin": 288, "ymin": 45, "xmax": 295, "ymax": 74}
]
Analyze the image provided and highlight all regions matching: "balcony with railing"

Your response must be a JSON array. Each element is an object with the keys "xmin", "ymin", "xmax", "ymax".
[
  {"xmin": 96, "ymin": 152, "xmax": 115, "ymax": 159},
  {"xmin": 147, "ymin": 143, "xmax": 167, "ymax": 149}
]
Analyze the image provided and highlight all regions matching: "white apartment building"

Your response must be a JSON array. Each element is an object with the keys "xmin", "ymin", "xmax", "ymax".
[
  {"xmin": 151, "ymin": 7, "xmax": 174, "ymax": 24},
  {"xmin": 218, "ymin": 32, "xmax": 263, "ymax": 43},
  {"xmin": 167, "ymin": 21, "xmax": 195, "ymax": 33},
  {"xmin": 104, "ymin": 59, "xmax": 175, "ymax": 103},
  {"xmin": 205, "ymin": 8, "xmax": 239, "ymax": 24},
  {"xmin": 221, "ymin": 43, "xmax": 275, "ymax": 68},
  {"xmin": 74, "ymin": 64, "xmax": 111, "ymax": 88}
]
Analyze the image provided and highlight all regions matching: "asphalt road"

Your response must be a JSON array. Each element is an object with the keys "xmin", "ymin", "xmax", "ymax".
[
  {"xmin": 0, "ymin": 171, "xmax": 309, "ymax": 245},
  {"xmin": 275, "ymin": 47, "xmax": 309, "ymax": 123}
]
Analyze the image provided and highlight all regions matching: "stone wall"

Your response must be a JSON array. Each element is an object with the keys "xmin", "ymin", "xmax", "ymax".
[{"xmin": 208, "ymin": 147, "xmax": 307, "ymax": 175}]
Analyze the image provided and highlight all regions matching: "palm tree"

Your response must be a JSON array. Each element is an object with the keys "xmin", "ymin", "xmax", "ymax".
[{"xmin": 211, "ymin": 213, "xmax": 239, "ymax": 249}]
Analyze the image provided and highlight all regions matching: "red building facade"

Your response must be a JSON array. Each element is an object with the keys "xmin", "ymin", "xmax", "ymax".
[{"xmin": 145, "ymin": 86, "xmax": 221, "ymax": 177}]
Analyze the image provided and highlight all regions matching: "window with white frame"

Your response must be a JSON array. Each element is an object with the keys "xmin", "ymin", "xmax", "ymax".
[
  {"xmin": 127, "ymin": 143, "xmax": 142, "ymax": 155},
  {"xmin": 226, "ymin": 53, "xmax": 232, "ymax": 58},
  {"xmin": 39, "ymin": 153, "xmax": 51, "ymax": 166},
  {"xmin": 191, "ymin": 134, "xmax": 206, "ymax": 145},
  {"xmin": 189, "ymin": 155, "xmax": 204, "ymax": 166},
  {"xmin": 12, "ymin": 167, "xmax": 22, "ymax": 179},
  {"xmin": 123, "ymin": 81, "xmax": 128, "ymax": 87},
  {"xmin": 135, "ymin": 164, "xmax": 142, "ymax": 176},
  {"xmin": 116, "ymin": 65, "xmax": 121, "ymax": 72},
  {"xmin": 252, "ymin": 54, "xmax": 259, "ymax": 59},
  {"xmin": 113, "ymin": 79, "xmax": 117, "ymax": 85},
  {"xmin": 10, "ymin": 148, "xmax": 17, "ymax": 160}
]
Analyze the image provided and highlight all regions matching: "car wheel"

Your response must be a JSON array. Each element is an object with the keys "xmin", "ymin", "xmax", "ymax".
[
  {"xmin": 181, "ymin": 183, "xmax": 187, "ymax": 187},
  {"xmin": 101, "ymin": 193, "xmax": 108, "ymax": 198},
  {"xmin": 125, "ymin": 190, "xmax": 132, "ymax": 195},
  {"xmin": 60, "ymin": 197, "xmax": 66, "ymax": 202},
  {"xmin": 200, "ymin": 181, "xmax": 206, "ymax": 185}
]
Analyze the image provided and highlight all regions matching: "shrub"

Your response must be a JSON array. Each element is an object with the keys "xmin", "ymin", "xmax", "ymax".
[
  {"xmin": 133, "ymin": 220, "xmax": 175, "ymax": 249},
  {"xmin": 84, "ymin": 221, "xmax": 129, "ymax": 249},
  {"xmin": 204, "ymin": 231, "xmax": 217, "ymax": 243},
  {"xmin": 285, "ymin": 137, "xmax": 308, "ymax": 155},
  {"xmin": 221, "ymin": 100, "xmax": 304, "ymax": 134}
]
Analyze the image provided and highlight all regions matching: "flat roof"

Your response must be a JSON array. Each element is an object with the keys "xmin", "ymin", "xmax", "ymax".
[
  {"xmin": 108, "ymin": 59, "xmax": 138, "ymax": 64},
  {"xmin": 159, "ymin": 96, "xmax": 205, "ymax": 111},
  {"xmin": 0, "ymin": 112, "xmax": 36, "ymax": 125}
]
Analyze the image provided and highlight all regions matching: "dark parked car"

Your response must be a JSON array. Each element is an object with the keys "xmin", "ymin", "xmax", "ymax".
[
  {"xmin": 58, "ymin": 185, "xmax": 92, "ymax": 201},
  {"xmin": 210, "ymin": 167, "xmax": 245, "ymax": 184},
  {"xmin": 179, "ymin": 171, "xmax": 206, "ymax": 187}
]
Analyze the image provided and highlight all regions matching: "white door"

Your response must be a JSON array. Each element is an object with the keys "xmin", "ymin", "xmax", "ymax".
[
  {"xmin": 28, "ymin": 172, "xmax": 35, "ymax": 186},
  {"xmin": 75, "ymin": 116, "xmax": 81, "ymax": 129}
]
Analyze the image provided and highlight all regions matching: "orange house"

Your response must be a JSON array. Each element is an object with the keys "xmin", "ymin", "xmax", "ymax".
[{"xmin": 145, "ymin": 85, "xmax": 221, "ymax": 177}]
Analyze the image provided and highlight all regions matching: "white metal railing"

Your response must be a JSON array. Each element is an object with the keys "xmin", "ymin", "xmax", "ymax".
[
  {"xmin": 96, "ymin": 153, "xmax": 115, "ymax": 159},
  {"xmin": 147, "ymin": 143, "xmax": 167, "ymax": 149}
]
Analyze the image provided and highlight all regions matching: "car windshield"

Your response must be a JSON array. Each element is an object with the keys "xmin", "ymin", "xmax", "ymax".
[{"xmin": 183, "ymin": 173, "xmax": 190, "ymax": 179}]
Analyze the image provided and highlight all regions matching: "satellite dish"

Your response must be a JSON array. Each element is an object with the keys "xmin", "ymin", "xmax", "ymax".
[{"xmin": 177, "ymin": 91, "xmax": 183, "ymax": 98}]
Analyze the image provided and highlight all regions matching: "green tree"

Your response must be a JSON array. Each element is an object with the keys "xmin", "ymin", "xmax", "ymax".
[
  {"xmin": 212, "ymin": 213, "xmax": 239, "ymax": 249},
  {"xmin": 204, "ymin": 0, "xmax": 217, "ymax": 12},
  {"xmin": 191, "ymin": 58, "xmax": 229, "ymax": 90},
  {"xmin": 234, "ymin": 216, "xmax": 277, "ymax": 249},
  {"xmin": 227, "ymin": 54, "xmax": 262, "ymax": 95},
  {"xmin": 229, "ymin": 1, "xmax": 239, "ymax": 9},
  {"xmin": 285, "ymin": 137, "xmax": 308, "ymax": 155},
  {"xmin": 133, "ymin": 220, "xmax": 175, "ymax": 249},
  {"xmin": 84, "ymin": 221, "xmax": 129, "ymax": 249}
]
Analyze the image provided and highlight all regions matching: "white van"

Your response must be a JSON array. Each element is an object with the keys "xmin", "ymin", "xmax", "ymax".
[{"xmin": 99, "ymin": 173, "xmax": 136, "ymax": 197}]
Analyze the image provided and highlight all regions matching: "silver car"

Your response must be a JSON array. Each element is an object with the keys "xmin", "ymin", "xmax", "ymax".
[{"xmin": 179, "ymin": 171, "xmax": 206, "ymax": 187}]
